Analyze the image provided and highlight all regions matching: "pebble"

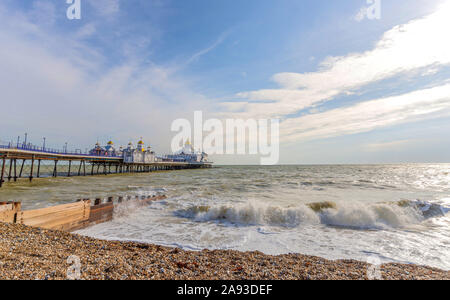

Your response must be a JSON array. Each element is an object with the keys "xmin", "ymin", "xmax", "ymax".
[{"xmin": 0, "ymin": 222, "xmax": 448, "ymax": 280}]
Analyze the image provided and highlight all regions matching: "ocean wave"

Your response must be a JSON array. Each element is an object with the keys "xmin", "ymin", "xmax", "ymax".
[
  {"xmin": 175, "ymin": 201, "xmax": 320, "ymax": 227},
  {"xmin": 175, "ymin": 200, "xmax": 448, "ymax": 229},
  {"xmin": 319, "ymin": 202, "xmax": 423, "ymax": 229},
  {"xmin": 396, "ymin": 200, "xmax": 448, "ymax": 218}
]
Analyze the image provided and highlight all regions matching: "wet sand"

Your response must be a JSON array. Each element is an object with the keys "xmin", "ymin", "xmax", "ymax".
[{"xmin": 1, "ymin": 222, "xmax": 449, "ymax": 280}]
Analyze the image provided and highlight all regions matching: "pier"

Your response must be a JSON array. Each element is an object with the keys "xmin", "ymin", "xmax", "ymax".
[{"xmin": 0, "ymin": 143, "xmax": 212, "ymax": 188}]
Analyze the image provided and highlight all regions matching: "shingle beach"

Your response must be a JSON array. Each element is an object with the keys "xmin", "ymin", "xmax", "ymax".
[{"xmin": 0, "ymin": 222, "xmax": 448, "ymax": 280}]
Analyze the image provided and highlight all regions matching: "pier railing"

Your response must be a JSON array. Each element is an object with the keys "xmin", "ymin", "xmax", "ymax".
[{"xmin": 0, "ymin": 143, "xmax": 121, "ymax": 158}]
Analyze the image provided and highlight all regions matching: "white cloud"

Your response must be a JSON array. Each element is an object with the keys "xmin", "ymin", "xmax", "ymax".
[
  {"xmin": 30, "ymin": 0, "xmax": 56, "ymax": 26},
  {"xmin": 88, "ymin": 0, "xmax": 120, "ymax": 17},
  {"xmin": 0, "ymin": 2, "xmax": 209, "ymax": 152},
  {"xmin": 186, "ymin": 31, "xmax": 230, "ymax": 65},
  {"xmin": 280, "ymin": 84, "xmax": 450, "ymax": 143},
  {"xmin": 225, "ymin": 1, "xmax": 450, "ymax": 120},
  {"xmin": 75, "ymin": 23, "xmax": 96, "ymax": 39}
]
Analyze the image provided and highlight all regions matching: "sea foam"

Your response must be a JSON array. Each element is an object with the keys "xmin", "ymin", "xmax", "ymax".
[{"xmin": 176, "ymin": 200, "xmax": 447, "ymax": 229}]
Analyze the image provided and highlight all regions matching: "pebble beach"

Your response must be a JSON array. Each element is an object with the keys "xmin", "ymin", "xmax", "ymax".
[{"xmin": 0, "ymin": 222, "xmax": 448, "ymax": 280}]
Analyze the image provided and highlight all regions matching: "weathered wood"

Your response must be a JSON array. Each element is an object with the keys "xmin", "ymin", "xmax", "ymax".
[
  {"xmin": 19, "ymin": 159, "xmax": 25, "ymax": 178},
  {"xmin": 16, "ymin": 200, "xmax": 90, "ymax": 231},
  {"xmin": 0, "ymin": 203, "xmax": 13, "ymax": 212},
  {"xmin": 0, "ymin": 194, "xmax": 166, "ymax": 232},
  {"xmin": 0, "ymin": 202, "xmax": 21, "ymax": 223},
  {"xmin": 89, "ymin": 202, "xmax": 114, "ymax": 225},
  {"xmin": 37, "ymin": 160, "xmax": 41, "ymax": 178},
  {"xmin": 17, "ymin": 202, "xmax": 86, "ymax": 220},
  {"xmin": 29, "ymin": 156, "xmax": 34, "ymax": 182},
  {"xmin": 53, "ymin": 160, "xmax": 58, "ymax": 177},
  {"xmin": 0, "ymin": 211, "xmax": 16, "ymax": 223},
  {"xmin": 140, "ymin": 195, "xmax": 166, "ymax": 205},
  {"xmin": 0, "ymin": 156, "xmax": 5, "ymax": 187},
  {"xmin": 13, "ymin": 159, "xmax": 17, "ymax": 181},
  {"xmin": 7, "ymin": 158, "xmax": 12, "ymax": 181}
]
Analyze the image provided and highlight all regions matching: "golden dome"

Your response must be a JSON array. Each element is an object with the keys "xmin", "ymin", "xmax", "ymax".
[
  {"xmin": 107, "ymin": 141, "xmax": 114, "ymax": 145},
  {"xmin": 185, "ymin": 139, "xmax": 191, "ymax": 145}
]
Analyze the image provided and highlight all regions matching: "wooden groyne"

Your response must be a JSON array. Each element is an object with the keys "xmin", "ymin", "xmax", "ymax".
[{"xmin": 0, "ymin": 195, "xmax": 166, "ymax": 232}]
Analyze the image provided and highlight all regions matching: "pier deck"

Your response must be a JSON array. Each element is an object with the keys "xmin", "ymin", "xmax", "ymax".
[{"xmin": 0, "ymin": 145, "xmax": 212, "ymax": 188}]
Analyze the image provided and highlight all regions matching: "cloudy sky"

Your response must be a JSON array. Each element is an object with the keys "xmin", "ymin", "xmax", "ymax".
[{"xmin": 1, "ymin": 0, "xmax": 450, "ymax": 164}]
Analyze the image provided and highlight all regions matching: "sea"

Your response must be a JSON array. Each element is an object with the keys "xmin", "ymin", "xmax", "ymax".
[{"xmin": 1, "ymin": 164, "xmax": 449, "ymax": 270}]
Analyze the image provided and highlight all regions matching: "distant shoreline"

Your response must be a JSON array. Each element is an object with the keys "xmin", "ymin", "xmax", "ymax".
[{"xmin": 1, "ymin": 222, "xmax": 448, "ymax": 280}]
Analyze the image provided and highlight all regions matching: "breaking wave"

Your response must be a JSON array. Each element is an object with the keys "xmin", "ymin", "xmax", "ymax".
[
  {"xmin": 176, "ymin": 200, "xmax": 449, "ymax": 230},
  {"xmin": 176, "ymin": 201, "xmax": 320, "ymax": 227}
]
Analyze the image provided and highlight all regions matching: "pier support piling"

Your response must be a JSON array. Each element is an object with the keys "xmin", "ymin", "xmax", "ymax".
[
  {"xmin": 19, "ymin": 159, "xmax": 25, "ymax": 178},
  {"xmin": 29, "ymin": 156, "xmax": 34, "ymax": 182},
  {"xmin": 8, "ymin": 158, "xmax": 12, "ymax": 182},
  {"xmin": 53, "ymin": 160, "xmax": 58, "ymax": 177},
  {"xmin": 13, "ymin": 159, "xmax": 17, "ymax": 182},
  {"xmin": 37, "ymin": 160, "xmax": 41, "ymax": 178},
  {"xmin": 0, "ymin": 156, "xmax": 5, "ymax": 188}
]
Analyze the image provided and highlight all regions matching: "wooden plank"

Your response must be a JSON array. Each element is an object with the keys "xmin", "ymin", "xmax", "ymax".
[
  {"xmin": 89, "ymin": 212, "xmax": 113, "ymax": 220},
  {"xmin": 17, "ymin": 202, "xmax": 85, "ymax": 220},
  {"xmin": 90, "ymin": 204, "xmax": 113, "ymax": 211},
  {"xmin": 90, "ymin": 202, "xmax": 113, "ymax": 210},
  {"xmin": 21, "ymin": 209, "xmax": 85, "ymax": 227},
  {"xmin": 0, "ymin": 210, "xmax": 15, "ymax": 223},
  {"xmin": 19, "ymin": 202, "xmax": 84, "ymax": 219},
  {"xmin": 33, "ymin": 213, "xmax": 86, "ymax": 230},
  {"xmin": 89, "ymin": 213, "xmax": 112, "ymax": 219},
  {"xmin": 89, "ymin": 202, "xmax": 113, "ymax": 224},
  {"xmin": 89, "ymin": 211, "xmax": 113, "ymax": 219},
  {"xmin": 0, "ymin": 202, "xmax": 20, "ymax": 223},
  {"xmin": 0, "ymin": 204, "xmax": 13, "ymax": 212},
  {"xmin": 89, "ymin": 213, "xmax": 113, "ymax": 221},
  {"xmin": 16, "ymin": 201, "xmax": 90, "ymax": 231},
  {"xmin": 139, "ymin": 195, "xmax": 166, "ymax": 204},
  {"xmin": 68, "ymin": 220, "xmax": 91, "ymax": 232},
  {"xmin": 20, "ymin": 203, "xmax": 88, "ymax": 224},
  {"xmin": 83, "ymin": 201, "xmax": 91, "ymax": 220}
]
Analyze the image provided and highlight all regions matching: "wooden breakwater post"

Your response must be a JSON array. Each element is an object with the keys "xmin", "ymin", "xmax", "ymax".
[
  {"xmin": 0, "ymin": 202, "xmax": 22, "ymax": 223},
  {"xmin": 0, "ymin": 194, "xmax": 167, "ymax": 232},
  {"xmin": 88, "ymin": 197, "xmax": 114, "ymax": 227}
]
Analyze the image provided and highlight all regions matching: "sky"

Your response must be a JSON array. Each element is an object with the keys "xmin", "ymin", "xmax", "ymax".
[{"xmin": 1, "ymin": 0, "xmax": 450, "ymax": 164}]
